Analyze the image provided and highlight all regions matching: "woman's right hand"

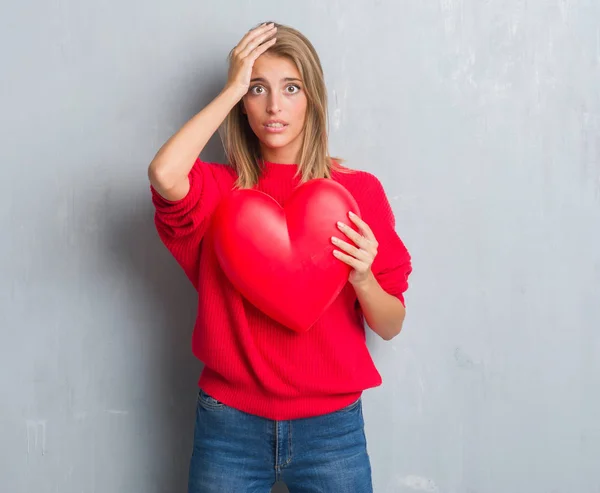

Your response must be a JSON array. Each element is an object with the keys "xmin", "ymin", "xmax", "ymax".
[
  {"xmin": 225, "ymin": 22, "xmax": 278, "ymax": 99},
  {"xmin": 148, "ymin": 24, "xmax": 277, "ymax": 200}
]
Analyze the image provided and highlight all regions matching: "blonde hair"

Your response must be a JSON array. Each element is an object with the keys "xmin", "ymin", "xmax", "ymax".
[{"xmin": 219, "ymin": 22, "xmax": 344, "ymax": 189}]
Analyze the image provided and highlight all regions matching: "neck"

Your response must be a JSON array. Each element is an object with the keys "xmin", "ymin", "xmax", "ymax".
[{"xmin": 260, "ymin": 143, "xmax": 301, "ymax": 165}]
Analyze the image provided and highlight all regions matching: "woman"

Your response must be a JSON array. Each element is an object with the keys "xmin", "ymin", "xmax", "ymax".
[{"xmin": 148, "ymin": 21, "xmax": 412, "ymax": 493}]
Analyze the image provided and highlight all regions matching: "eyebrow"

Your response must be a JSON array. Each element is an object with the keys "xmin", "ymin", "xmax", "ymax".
[{"xmin": 250, "ymin": 77, "xmax": 302, "ymax": 84}]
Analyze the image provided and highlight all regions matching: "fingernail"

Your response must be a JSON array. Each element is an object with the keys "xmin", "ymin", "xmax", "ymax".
[
  {"xmin": 348, "ymin": 211, "xmax": 355, "ymax": 217},
  {"xmin": 337, "ymin": 221, "xmax": 344, "ymax": 227}
]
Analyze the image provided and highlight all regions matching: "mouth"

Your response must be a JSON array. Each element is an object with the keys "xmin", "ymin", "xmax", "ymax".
[{"xmin": 263, "ymin": 121, "xmax": 289, "ymax": 133}]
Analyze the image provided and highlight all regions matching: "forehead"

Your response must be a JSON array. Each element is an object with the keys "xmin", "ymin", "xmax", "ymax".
[{"xmin": 251, "ymin": 54, "xmax": 302, "ymax": 80}]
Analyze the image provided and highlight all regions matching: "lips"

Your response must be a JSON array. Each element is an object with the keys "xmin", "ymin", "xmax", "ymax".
[
  {"xmin": 263, "ymin": 120, "xmax": 288, "ymax": 133},
  {"xmin": 264, "ymin": 120, "xmax": 288, "ymax": 127}
]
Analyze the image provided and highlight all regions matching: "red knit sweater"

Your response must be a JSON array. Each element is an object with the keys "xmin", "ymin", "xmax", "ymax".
[{"xmin": 150, "ymin": 158, "xmax": 412, "ymax": 420}]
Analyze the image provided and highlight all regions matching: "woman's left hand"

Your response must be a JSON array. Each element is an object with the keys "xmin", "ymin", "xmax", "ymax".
[{"xmin": 331, "ymin": 211, "xmax": 379, "ymax": 287}]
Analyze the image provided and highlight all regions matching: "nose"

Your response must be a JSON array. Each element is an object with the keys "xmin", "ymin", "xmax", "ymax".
[{"xmin": 266, "ymin": 91, "xmax": 281, "ymax": 114}]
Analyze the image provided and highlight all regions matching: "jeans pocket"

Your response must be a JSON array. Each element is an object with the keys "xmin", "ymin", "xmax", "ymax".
[{"xmin": 198, "ymin": 388, "xmax": 225, "ymax": 410}]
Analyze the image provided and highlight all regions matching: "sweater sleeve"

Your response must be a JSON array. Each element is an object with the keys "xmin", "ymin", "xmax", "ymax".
[
  {"xmin": 364, "ymin": 176, "xmax": 413, "ymax": 306},
  {"xmin": 150, "ymin": 158, "xmax": 225, "ymax": 290}
]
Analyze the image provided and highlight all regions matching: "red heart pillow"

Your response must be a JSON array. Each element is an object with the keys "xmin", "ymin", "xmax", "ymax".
[{"xmin": 211, "ymin": 178, "xmax": 361, "ymax": 332}]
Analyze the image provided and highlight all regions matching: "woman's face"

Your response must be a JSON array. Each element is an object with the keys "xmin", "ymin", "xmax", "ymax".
[{"xmin": 242, "ymin": 53, "xmax": 308, "ymax": 162}]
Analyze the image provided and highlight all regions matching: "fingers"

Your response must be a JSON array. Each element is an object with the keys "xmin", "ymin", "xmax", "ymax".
[
  {"xmin": 331, "ymin": 237, "xmax": 370, "ymax": 262},
  {"xmin": 247, "ymin": 36, "xmax": 277, "ymax": 61},
  {"xmin": 235, "ymin": 23, "xmax": 277, "ymax": 59},
  {"xmin": 348, "ymin": 211, "xmax": 377, "ymax": 244},
  {"xmin": 239, "ymin": 26, "xmax": 277, "ymax": 59},
  {"xmin": 336, "ymin": 221, "xmax": 372, "ymax": 251},
  {"xmin": 332, "ymin": 249, "xmax": 365, "ymax": 270},
  {"xmin": 234, "ymin": 23, "xmax": 272, "ymax": 54},
  {"xmin": 333, "ymin": 213, "xmax": 379, "ymax": 281}
]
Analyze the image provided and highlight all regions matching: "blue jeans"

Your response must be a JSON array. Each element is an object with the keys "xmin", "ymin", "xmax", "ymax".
[{"xmin": 188, "ymin": 388, "xmax": 373, "ymax": 493}]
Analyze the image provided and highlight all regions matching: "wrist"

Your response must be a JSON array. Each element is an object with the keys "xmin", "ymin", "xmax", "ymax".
[
  {"xmin": 350, "ymin": 271, "xmax": 378, "ymax": 293},
  {"xmin": 221, "ymin": 83, "xmax": 247, "ymax": 103}
]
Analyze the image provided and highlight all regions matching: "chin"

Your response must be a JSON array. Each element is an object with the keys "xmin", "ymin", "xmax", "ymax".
[
  {"xmin": 259, "ymin": 136, "xmax": 294, "ymax": 150},
  {"xmin": 262, "ymin": 142, "xmax": 292, "ymax": 150}
]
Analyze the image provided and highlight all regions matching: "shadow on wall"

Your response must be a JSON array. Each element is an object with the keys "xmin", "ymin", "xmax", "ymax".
[
  {"xmin": 96, "ymin": 79, "xmax": 232, "ymax": 488},
  {"xmin": 100, "ymin": 131, "xmax": 234, "ymax": 490},
  {"xmin": 106, "ymin": 186, "xmax": 201, "ymax": 490}
]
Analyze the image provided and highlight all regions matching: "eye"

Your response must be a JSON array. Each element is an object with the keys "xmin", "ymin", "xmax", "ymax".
[
  {"xmin": 250, "ymin": 85, "xmax": 266, "ymax": 95},
  {"xmin": 286, "ymin": 84, "xmax": 301, "ymax": 94}
]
